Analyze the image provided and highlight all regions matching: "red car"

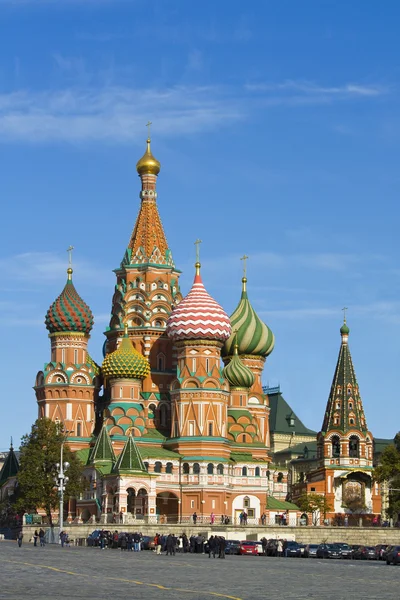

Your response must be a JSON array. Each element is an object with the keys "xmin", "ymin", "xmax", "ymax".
[{"xmin": 239, "ymin": 541, "xmax": 258, "ymax": 556}]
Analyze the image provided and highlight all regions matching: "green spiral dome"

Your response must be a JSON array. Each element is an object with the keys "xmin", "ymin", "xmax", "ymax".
[
  {"xmin": 222, "ymin": 277, "xmax": 275, "ymax": 358},
  {"xmin": 102, "ymin": 329, "xmax": 150, "ymax": 380},
  {"xmin": 223, "ymin": 345, "xmax": 255, "ymax": 389}
]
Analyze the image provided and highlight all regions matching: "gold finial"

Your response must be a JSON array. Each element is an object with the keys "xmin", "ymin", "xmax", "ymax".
[
  {"xmin": 146, "ymin": 120, "xmax": 152, "ymax": 141},
  {"xmin": 233, "ymin": 329, "xmax": 239, "ymax": 354},
  {"xmin": 194, "ymin": 239, "xmax": 202, "ymax": 275},
  {"xmin": 136, "ymin": 124, "xmax": 160, "ymax": 176},
  {"xmin": 67, "ymin": 245, "xmax": 74, "ymax": 280},
  {"xmin": 124, "ymin": 322, "xmax": 129, "ymax": 336},
  {"xmin": 342, "ymin": 306, "xmax": 348, "ymax": 323}
]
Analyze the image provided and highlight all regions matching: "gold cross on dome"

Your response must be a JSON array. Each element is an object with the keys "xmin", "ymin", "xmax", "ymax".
[
  {"xmin": 342, "ymin": 306, "xmax": 348, "ymax": 322},
  {"xmin": 67, "ymin": 245, "xmax": 74, "ymax": 269},
  {"xmin": 194, "ymin": 239, "xmax": 202, "ymax": 262},
  {"xmin": 146, "ymin": 121, "xmax": 152, "ymax": 139},
  {"xmin": 240, "ymin": 254, "xmax": 249, "ymax": 277}
]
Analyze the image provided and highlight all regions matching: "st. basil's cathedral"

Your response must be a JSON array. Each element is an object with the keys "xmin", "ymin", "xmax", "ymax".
[{"xmin": 16, "ymin": 135, "xmax": 381, "ymax": 524}]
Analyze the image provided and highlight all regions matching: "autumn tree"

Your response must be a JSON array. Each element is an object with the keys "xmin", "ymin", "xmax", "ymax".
[
  {"xmin": 374, "ymin": 433, "xmax": 400, "ymax": 520},
  {"xmin": 297, "ymin": 493, "xmax": 332, "ymax": 525},
  {"xmin": 15, "ymin": 418, "xmax": 85, "ymax": 525}
]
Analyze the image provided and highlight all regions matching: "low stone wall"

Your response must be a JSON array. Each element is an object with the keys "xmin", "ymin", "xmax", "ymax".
[{"xmin": 21, "ymin": 524, "xmax": 400, "ymax": 546}]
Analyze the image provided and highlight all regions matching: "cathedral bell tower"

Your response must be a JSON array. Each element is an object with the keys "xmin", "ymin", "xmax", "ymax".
[
  {"xmin": 166, "ymin": 257, "xmax": 232, "ymax": 460},
  {"xmin": 35, "ymin": 257, "xmax": 100, "ymax": 448},
  {"xmin": 103, "ymin": 130, "xmax": 182, "ymax": 432}
]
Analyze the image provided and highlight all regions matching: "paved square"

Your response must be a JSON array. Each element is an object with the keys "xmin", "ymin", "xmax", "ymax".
[{"xmin": 0, "ymin": 541, "xmax": 398, "ymax": 600}]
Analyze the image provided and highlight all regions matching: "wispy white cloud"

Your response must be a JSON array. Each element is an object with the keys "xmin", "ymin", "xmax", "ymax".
[
  {"xmin": 0, "ymin": 85, "xmax": 243, "ymax": 143},
  {"xmin": 246, "ymin": 80, "xmax": 387, "ymax": 97},
  {"xmin": 0, "ymin": 252, "xmax": 109, "ymax": 285}
]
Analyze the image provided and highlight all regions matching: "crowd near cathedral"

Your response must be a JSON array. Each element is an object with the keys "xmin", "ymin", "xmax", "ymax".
[{"xmin": 0, "ymin": 133, "xmax": 388, "ymax": 525}]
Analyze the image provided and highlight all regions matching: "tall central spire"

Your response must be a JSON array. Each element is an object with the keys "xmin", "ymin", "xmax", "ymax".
[{"xmin": 122, "ymin": 133, "xmax": 174, "ymax": 268}]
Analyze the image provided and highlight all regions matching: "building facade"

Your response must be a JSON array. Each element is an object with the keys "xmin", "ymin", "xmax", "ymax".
[{"xmin": 33, "ymin": 137, "xmax": 286, "ymax": 524}]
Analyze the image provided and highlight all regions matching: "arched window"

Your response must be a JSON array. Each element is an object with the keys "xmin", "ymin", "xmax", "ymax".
[
  {"xmin": 349, "ymin": 435, "xmax": 359, "ymax": 458},
  {"xmin": 349, "ymin": 418, "xmax": 354, "ymax": 425},
  {"xmin": 182, "ymin": 462, "xmax": 189, "ymax": 475},
  {"xmin": 332, "ymin": 435, "xmax": 341, "ymax": 457},
  {"xmin": 255, "ymin": 466, "xmax": 260, "ymax": 477},
  {"xmin": 193, "ymin": 463, "xmax": 200, "ymax": 475},
  {"xmin": 166, "ymin": 462, "xmax": 173, "ymax": 474},
  {"xmin": 160, "ymin": 404, "xmax": 168, "ymax": 427},
  {"xmin": 207, "ymin": 463, "xmax": 214, "ymax": 475},
  {"xmin": 157, "ymin": 354, "xmax": 165, "ymax": 371},
  {"xmin": 242, "ymin": 466, "xmax": 247, "ymax": 476},
  {"xmin": 277, "ymin": 472, "xmax": 284, "ymax": 483},
  {"xmin": 154, "ymin": 461, "xmax": 162, "ymax": 473},
  {"xmin": 148, "ymin": 404, "xmax": 156, "ymax": 419},
  {"xmin": 76, "ymin": 422, "xmax": 82, "ymax": 437},
  {"xmin": 217, "ymin": 464, "xmax": 224, "ymax": 475},
  {"xmin": 241, "ymin": 434, "xmax": 247, "ymax": 443}
]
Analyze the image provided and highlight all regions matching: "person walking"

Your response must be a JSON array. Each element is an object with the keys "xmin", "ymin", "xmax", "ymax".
[
  {"xmin": 133, "ymin": 532, "xmax": 141, "ymax": 552},
  {"xmin": 218, "ymin": 536, "xmax": 226, "ymax": 559},
  {"xmin": 17, "ymin": 531, "xmax": 23, "ymax": 548},
  {"xmin": 208, "ymin": 535, "xmax": 216, "ymax": 558},
  {"xmin": 154, "ymin": 533, "xmax": 161, "ymax": 555},
  {"xmin": 39, "ymin": 528, "xmax": 45, "ymax": 547},
  {"xmin": 210, "ymin": 512, "xmax": 215, "ymax": 525},
  {"xmin": 33, "ymin": 530, "xmax": 39, "ymax": 547},
  {"xmin": 277, "ymin": 539, "xmax": 283, "ymax": 557},
  {"xmin": 192, "ymin": 511, "xmax": 198, "ymax": 525}
]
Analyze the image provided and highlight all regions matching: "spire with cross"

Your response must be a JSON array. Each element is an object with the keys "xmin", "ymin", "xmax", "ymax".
[
  {"xmin": 342, "ymin": 306, "xmax": 348, "ymax": 323},
  {"xmin": 146, "ymin": 120, "xmax": 152, "ymax": 141},
  {"xmin": 194, "ymin": 239, "xmax": 202, "ymax": 275},
  {"xmin": 67, "ymin": 245, "xmax": 74, "ymax": 280},
  {"xmin": 240, "ymin": 254, "xmax": 249, "ymax": 278}
]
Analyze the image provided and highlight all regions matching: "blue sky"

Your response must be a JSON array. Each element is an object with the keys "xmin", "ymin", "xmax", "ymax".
[{"xmin": 0, "ymin": 0, "xmax": 399, "ymax": 449}]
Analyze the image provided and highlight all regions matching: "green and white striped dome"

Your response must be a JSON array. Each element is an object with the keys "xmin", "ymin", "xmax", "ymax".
[
  {"xmin": 223, "ymin": 277, "xmax": 275, "ymax": 358},
  {"xmin": 223, "ymin": 344, "xmax": 255, "ymax": 389}
]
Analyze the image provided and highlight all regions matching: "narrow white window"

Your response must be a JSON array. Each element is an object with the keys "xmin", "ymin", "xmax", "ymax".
[
  {"xmin": 74, "ymin": 349, "xmax": 78, "ymax": 364},
  {"xmin": 131, "ymin": 387, "xmax": 134, "ymax": 399},
  {"xmin": 61, "ymin": 348, "xmax": 66, "ymax": 363},
  {"xmin": 120, "ymin": 386, "xmax": 123, "ymax": 398},
  {"xmin": 86, "ymin": 404, "xmax": 91, "ymax": 422},
  {"xmin": 212, "ymin": 499, "xmax": 215, "ymax": 509},
  {"xmin": 66, "ymin": 403, "xmax": 72, "ymax": 420},
  {"xmin": 189, "ymin": 421, "xmax": 195, "ymax": 436},
  {"xmin": 191, "ymin": 500, "xmax": 195, "ymax": 509},
  {"xmin": 192, "ymin": 358, "xmax": 196, "ymax": 372},
  {"xmin": 45, "ymin": 404, "xmax": 50, "ymax": 418}
]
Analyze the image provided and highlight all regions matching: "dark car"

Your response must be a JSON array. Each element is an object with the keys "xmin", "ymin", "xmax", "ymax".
[
  {"xmin": 316, "ymin": 543, "xmax": 342, "ymax": 559},
  {"xmin": 350, "ymin": 544, "xmax": 362, "ymax": 558},
  {"xmin": 386, "ymin": 546, "xmax": 400, "ymax": 565},
  {"xmin": 225, "ymin": 540, "xmax": 241, "ymax": 555},
  {"xmin": 335, "ymin": 543, "xmax": 353, "ymax": 559},
  {"xmin": 285, "ymin": 542, "xmax": 302, "ymax": 557},
  {"xmin": 304, "ymin": 544, "xmax": 319, "ymax": 558},
  {"xmin": 353, "ymin": 545, "xmax": 377, "ymax": 560},
  {"xmin": 375, "ymin": 544, "xmax": 389, "ymax": 561},
  {"xmin": 140, "ymin": 535, "xmax": 155, "ymax": 550}
]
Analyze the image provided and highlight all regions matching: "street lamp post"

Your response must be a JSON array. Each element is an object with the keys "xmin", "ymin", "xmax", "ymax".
[{"xmin": 55, "ymin": 437, "xmax": 70, "ymax": 533}]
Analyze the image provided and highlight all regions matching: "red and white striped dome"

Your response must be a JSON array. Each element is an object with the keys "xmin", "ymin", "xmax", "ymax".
[{"xmin": 166, "ymin": 268, "xmax": 231, "ymax": 342}]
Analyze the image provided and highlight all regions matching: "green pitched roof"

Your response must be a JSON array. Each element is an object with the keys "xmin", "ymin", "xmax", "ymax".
[
  {"xmin": 89, "ymin": 425, "xmax": 116, "ymax": 464},
  {"xmin": 139, "ymin": 446, "xmax": 180, "ymax": 459},
  {"xmin": 267, "ymin": 388, "xmax": 316, "ymax": 436},
  {"xmin": 266, "ymin": 497, "xmax": 299, "ymax": 510},
  {"xmin": 322, "ymin": 324, "xmax": 368, "ymax": 434},
  {"xmin": 0, "ymin": 446, "xmax": 19, "ymax": 487},
  {"xmin": 76, "ymin": 448, "xmax": 91, "ymax": 466},
  {"xmin": 114, "ymin": 435, "xmax": 147, "ymax": 474}
]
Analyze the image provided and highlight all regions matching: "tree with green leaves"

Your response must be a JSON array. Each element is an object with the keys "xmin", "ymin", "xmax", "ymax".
[
  {"xmin": 374, "ymin": 433, "xmax": 400, "ymax": 520},
  {"xmin": 297, "ymin": 492, "xmax": 332, "ymax": 526},
  {"xmin": 15, "ymin": 418, "xmax": 85, "ymax": 525}
]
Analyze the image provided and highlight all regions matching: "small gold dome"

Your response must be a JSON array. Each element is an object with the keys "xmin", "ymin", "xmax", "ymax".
[{"xmin": 136, "ymin": 138, "xmax": 161, "ymax": 176}]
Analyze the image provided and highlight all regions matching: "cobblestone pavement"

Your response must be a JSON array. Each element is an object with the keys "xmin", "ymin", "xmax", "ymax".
[{"xmin": 0, "ymin": 541, "xmax": 398, "ymax": 600}]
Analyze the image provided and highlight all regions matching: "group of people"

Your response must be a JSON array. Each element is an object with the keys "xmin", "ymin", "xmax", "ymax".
[
  {"xmin": 99, "ymin": 530, "xmax": 143, "ymax": 550},
  {"xmin": 32, "ymin": 529, "xmax": 46, "ymax": 547}
]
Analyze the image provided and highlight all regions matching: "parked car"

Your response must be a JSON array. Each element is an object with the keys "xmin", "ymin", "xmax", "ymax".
[
  {"xmin": 239, "ymin": 541, "xmax": 259, "ymax": 556},
  {"xmin": 87, "ymin": 530, "xmax": 111, "ymax": 547},
  {"xmin": 350, "ymin": 544, "xmax": 362, "ymax": 558},
  {"xmin": 225, "ymin": 540, "xmax": 241, "ymax": 555},
  {"xmin": 386, "ymin": 546, "xmax": 400, "ymax": 565},
  {"xmin": 298, "ymin": 544, "xmax": 307, "ymax": 557},
  {"xmin": 316, "ymin": 544, "xmax": 342, "ymax": 559},
  {"xmin": 353, "ymin": 546, "xmax": 377, "ymax": 560},
  {"xmin": 375, "ymin": 544, "xmax": 389, "ymax": 561},
  {"xmin": 335, "ymin": 543, "xmax": 353, "ymax": 559},
  {"xmin": 285, "ymin": 542, "xmax": 302, "ymax": 557},
  {"xmin": 266, "ymin": 539, "xmax": 278, "ymax": 556},
  {"xmin": 140, "ymin": 535, "xmax": 155, "ymax": 550},
  {"xmin": 304, "ymin": 544, "xmax": 319, "ymax": 558}
]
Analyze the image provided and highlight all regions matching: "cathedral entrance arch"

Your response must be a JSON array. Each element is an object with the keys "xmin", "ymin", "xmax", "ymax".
[
  {"xmin": 156, "ymin": 492, "xmax": 179, "ymax": 523},
  {"xmin": 127, "ymin": 488, "xmax": 136, "ymax": 514}
]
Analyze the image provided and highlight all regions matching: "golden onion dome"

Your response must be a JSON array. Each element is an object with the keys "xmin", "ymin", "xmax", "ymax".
[
  {"xmin": 136, "ymin": 138, "xmax": 161, "ymax": 176},
  {"xmin": 102, "ymin": 325, "xmax": 150, "ymax": 380}
]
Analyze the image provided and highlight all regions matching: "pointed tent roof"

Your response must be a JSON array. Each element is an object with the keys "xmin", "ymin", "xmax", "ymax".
[
  {"xmin": 114, "ymin": 434, "xmax": 147, "ymax": 474},
  {"xmin": 0, "ymin": 445, "xmax": 19, "ymax": 487},
  {"xmin": 321, "ymin": 321, "xmax": 368, "ymax": 434},
  {"xmin": 89, "ymin": 424, "xmax": 116, "ymax": 465}
]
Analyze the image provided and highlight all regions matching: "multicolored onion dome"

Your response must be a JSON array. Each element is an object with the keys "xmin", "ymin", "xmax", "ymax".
[
  {"xmin": 223, "ymin": 344, "xmax": 255, "ymax": 389},
  {"xmin": 136, "ymin": 138, "xmax": 161, "ymax": 176},
  {"xmin": 223, "ymin": 277, "xmax": 274, "ymax": 358},
  {"xmin": 45, "ymin": 269, "xmax": 94, "ymax": 335},
  {"xmin": 166, "ymin": 264, "xmax": 231, "ymax": 342},
  {"xmin": 102, "ymin": 326, "xmax": 150, "ymax": 380}
]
